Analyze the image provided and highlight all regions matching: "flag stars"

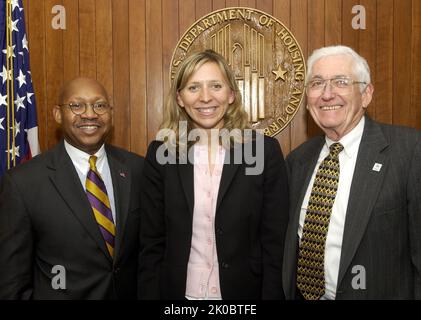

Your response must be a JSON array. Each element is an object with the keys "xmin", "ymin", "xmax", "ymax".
[
  {"xmin": 22, "ymin": 34, "xmax": 29, "ymax": 51},
  {"xmin": 0, "ymin": 93, "xmax": 7, "ymax": 107},
  {"xmin": 16, "ymin": 69, "xmax": 27, "ymax": 88},
  {"xmin": 0, "ymin": 117, "xmax": 4, "ymax": 130},
  {"xmin": 2, "ymin": 45, "xmax": 16, "ymax": 58},
  {"xmin": 14, "ymin": 94, "xmax": 26, "ymax": 111},
  {"xmin": 9, "ymin": 18, "xmax": 19, "ymax": 33},
  {"xmin": 5, "ymin": 145, "xmax": 20, "ymax": 160},
  {"xmin": 0, "ymin": 66, "xmax": 12, "ymax": 84},
  {"xmin": 11, "ymin": 0, "xmax": 21, "ymax": 11},
  {"xmin": 27, "ymin": 92, "xmax": 34, "ymax": 104},
  {"xmin": 13, "ymin": 120, "xmax": 21, "ymax": 137}
]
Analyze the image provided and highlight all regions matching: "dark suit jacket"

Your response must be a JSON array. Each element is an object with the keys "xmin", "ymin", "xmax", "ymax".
[
  {"xmin": 0, "ymin": 141, "xmax": 144, "ymax": 299},
  {"xmin": 139, "ymin": 135, "xmax": 289, "ymax": 299},
  {"xmin": 283, "ymin": 116, "xmax": 421, "ymax": 299}
]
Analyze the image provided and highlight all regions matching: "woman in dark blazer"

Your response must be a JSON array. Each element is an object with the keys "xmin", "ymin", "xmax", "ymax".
[{"xmin": 139, "ymin": 50, "xmax": 289, "ymax": 300}]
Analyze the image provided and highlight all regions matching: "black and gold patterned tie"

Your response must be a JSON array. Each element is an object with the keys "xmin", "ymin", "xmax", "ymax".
[{"xmin": 296, "ymin": 142, "xmax": 344, "ymax": 300}]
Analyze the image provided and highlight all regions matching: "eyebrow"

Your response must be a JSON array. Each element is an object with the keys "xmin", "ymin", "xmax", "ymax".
[{"xmin": 310, "ymin": 74, "xmax": 349, "ymax": 80}]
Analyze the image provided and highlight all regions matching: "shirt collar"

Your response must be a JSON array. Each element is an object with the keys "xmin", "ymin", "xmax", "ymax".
[
  {"xmin": 325, "ymin": 116, "xmax": 365, "ymax": 158},
  {"xmin": 64, "ymin": 140, "xmax": 106, "ymax": 174}
]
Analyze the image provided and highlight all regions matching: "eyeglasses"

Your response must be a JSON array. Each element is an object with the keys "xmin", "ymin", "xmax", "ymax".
[
  {"xmin": 59, "ymin": 102, "xmax": 112, "ymax": 115},
  {"xmin": 305, "ymin": 76, "xmax": 367, "ymax": 97}
]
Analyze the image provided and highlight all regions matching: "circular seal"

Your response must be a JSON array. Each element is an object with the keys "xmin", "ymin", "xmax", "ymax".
[{"xmin": 170, "ymin": 7, "xmax": 306, "ymax": 137}]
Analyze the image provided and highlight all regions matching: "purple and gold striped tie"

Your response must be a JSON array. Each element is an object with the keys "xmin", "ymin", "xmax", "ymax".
[{"xmin": 86, "ymin": 155, "xmax": 115, "ymax": 258}]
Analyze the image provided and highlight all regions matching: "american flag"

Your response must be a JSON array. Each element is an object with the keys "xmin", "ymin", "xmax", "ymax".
[{"xmin": 0, "ymin": 0, "xmax": 39, "ymax": 177}]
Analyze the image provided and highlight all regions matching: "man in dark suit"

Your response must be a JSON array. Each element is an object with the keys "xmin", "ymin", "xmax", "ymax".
[
  {"xmin": 0, "ymin": 77, "xmax": 144, "ymax": 299},
  {"xmin": 283, "ymin": 45, "xmax": 421, "ymax": 299}
]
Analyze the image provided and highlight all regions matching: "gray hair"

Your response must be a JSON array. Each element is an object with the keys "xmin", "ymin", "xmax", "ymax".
[{"xmin": 306, "ymin": 45, "xmax": 371, "ymax": 92}]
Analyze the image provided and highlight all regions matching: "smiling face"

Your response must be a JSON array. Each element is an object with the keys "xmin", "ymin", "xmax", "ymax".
[
  {"xmin": 307, "ymin": 54, "xmax": 374, "ymax": 141},
  {"xmin": 176, "ymin": 61, "xmax": 235, "ymax": 132},
  {"xmin": 53, "ymin": 78, "xmax": 112, "ymax": 154}
]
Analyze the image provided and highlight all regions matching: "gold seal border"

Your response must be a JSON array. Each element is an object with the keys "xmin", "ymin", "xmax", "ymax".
[{"xmin": 170, "ymin": 7, "xmax": 306, "ymax": 137}]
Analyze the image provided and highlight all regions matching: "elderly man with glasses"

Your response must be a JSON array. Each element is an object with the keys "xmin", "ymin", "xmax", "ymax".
[
  {"xmin": 282, "ymin": 45, "xmax": 421, "ymax": 300},
  {"xmin": 0, "ymin": 77, "xmax": 144, "ymax": 299}
]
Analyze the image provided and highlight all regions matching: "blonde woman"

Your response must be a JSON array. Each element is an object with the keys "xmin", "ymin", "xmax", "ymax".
[{"xmin": 139, "ymin": 50, "xmax": 289, "ymax": 300}]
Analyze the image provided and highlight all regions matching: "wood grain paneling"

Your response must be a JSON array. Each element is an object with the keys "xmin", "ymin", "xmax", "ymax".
[
  {"xmin": 393, "ymin": 0, "xmax": 412, "ymax": 127},
  {"xmin": 273, "ymin": 0, "xmax": 291, "ymax": 155},
  {"xmin": 290, "ymin": 0, "xmax": 308, "ymax": 150},
  {"xmin": 79, "ymin": 0, "xmax": 96, "ymax": 78},
  {"xmin": 63, "ymin": 0, "xmax": 80, "ymax": 82},
  {"xmin": 413, "ymin": 0, "xmax": 421, "ymax": 130},
  {"xmin": 129, "ymin": 0, "xmax": 147, "ymax": 155},
  {"xmin": 375, "ymin": 0, "xmax": 393, "ymax": 124},
  {"xmin": 112, "ymin": 0, "xmax": 130, "ymax": 150},
  {"xmin": 24, "ymin": 0, "xmax": 420, "ymax": 156}
]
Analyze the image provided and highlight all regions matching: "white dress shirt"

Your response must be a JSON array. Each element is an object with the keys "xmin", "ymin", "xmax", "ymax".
[
  {"xmin": 298, "ymin": 116, "xmax": 365, "ymax": 300},
  {"xmin": 64, "ymin": 140, "xmax": 117, "ymax": 224}
]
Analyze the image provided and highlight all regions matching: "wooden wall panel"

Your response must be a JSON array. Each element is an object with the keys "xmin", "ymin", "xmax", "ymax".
[
  {"xmin": 342, "ymin": 0, "xmax": 359, "ymax": 52},
  {"xmin": 290, "ymin": 0, "xmax": 308, "ymax": 150},
  {"xmin": 393, "ymin": 0, "xmax": 412, "ymax": 127},
  {"xmin": 129, "ymin": 0, "xmax": 147, "ymax": 155},
  {"xmin": 359, "ymin": 0, "xmax": 377, "ymax": 118},
  {"xmin": 45, "ymin": 0, "xmax": 63, "ymax": 149},
  {"xmin": 273, "ymin": 0, "xmax": 291, "ymax": 155},
  {"xmin": 63, "ymin": 0, "xmax": 80, "ymax": 82},
  {"xmin": 79, "ymin": 0, "xmax": 96, "ymax": 78},
  {"xmin": 226, "ymin": 0, "xmax": 239, "ymax": 8},
  {"xmin": 325, "ymin": 0, "xmax": 342, "ymax": 45},
  {"xmin": 213, "ymin": 0, "xmax": 226, "ymax": 10},
  {"xmin": 24, "ymin": 0, "xmax": 421, "ymax": 156},
  {"xmin": 111, "ymin": 0, "xmax": 130, "ymax": 150},
  {"xmin": 195, "ymin": 0, "xmax": 212, "ymax": 19},
  {"xmin": 413, "ymin": 0, "xmax": 421, "ymax": 130},
  {"xmin": 307, "ymin": 0, "xmax": 325, "ymax": 139},
  {"xmin": 27, "ymin": 0, "xmax": 47, "ymax": 152},
  {"xmin": 96, "ymin": 0, "xmax": 113, "ymax": 103},
  {"xmin": 145, "ymin": 0, "xmax": 163, "ymax": 142},
  {"xmin": 162, "ymin": 0, "xmax": 179, "ymax": 100},
  {"xmin": 375, "ymin": 0, "xmax": 393, "ymax": 124}
]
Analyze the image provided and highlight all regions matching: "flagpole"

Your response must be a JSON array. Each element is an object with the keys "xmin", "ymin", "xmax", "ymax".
[
  {"xmin": 9, "ymin": 0, "xmax": 16, "ymax": 166},
  {"xmin": 5, "ymin": 0, "xmax": 11, "ymax": 169}
]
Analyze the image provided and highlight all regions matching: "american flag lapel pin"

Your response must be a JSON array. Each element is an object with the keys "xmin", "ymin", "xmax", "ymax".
[{"xmin": 372, "ymin": 163, "xmax": 382, "ymax": 172}]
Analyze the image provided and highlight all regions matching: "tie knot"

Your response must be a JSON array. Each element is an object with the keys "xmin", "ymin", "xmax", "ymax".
[
  {"xmin": 89, "ymin": 155, "xmax": 98, "ymax": 170},
  {"xmin": 329, "ymin": 142, "xmax": 344, "ymax": 157}
]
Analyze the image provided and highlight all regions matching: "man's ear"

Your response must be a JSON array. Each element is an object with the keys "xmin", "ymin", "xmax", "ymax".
[
  {"xmin": 53, "ymin": 105, "xmax": 62, "ymax": 125},
  {"xmin": 362, "ymin": 83, "xmax": 374, "ymax": 109}
]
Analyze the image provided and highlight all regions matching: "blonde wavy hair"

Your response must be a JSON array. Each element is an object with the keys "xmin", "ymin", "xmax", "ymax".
[{"xmin": 160, "ymin": 49, "xmax": 250, "ymax": 151}]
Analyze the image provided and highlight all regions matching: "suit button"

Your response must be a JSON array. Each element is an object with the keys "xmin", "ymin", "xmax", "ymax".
[
  {"xmin": 216, "ymin": 228, "xmax": 223, "ymax": 235},
  {"xmin": 221, "ymin": 262, "xmax": 229, "ymax": 269},
  {"xmin": 113, "ymin": 267, "xmax": 120, "ymax": 274}
]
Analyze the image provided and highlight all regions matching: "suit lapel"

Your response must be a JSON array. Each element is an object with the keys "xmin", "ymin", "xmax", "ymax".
[
  {"xmin": 216, "ymin": 145, "xmax": 241, "ymax": 210},
  {"xmin": 47, "ymin": 142, "xmax": 111, "ymax": 262},
  {"xmin": 106, "ymin": 145, "xmax": 131, "ymax": 263},
  {"xmin": 284, "ymin": 137, "xmax": 324, "ymax": 297},
  {"xmin": 290, "ymin": 138, "xmax": 325, "ymax": 233},
  {"xmin": 178, "ymin": 161, "xmax": 194, "ymax": 217},
  {"xmin": 337, "ymin": 117, "xmax": 389, "ymax": 287}
]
